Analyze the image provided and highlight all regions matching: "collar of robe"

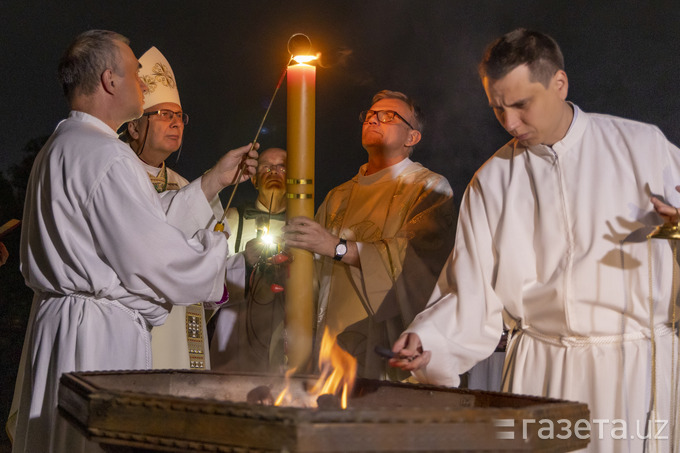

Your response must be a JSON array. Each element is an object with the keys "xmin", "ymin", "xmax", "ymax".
[{"xmin": 148, "ymin": 162, "xmax": 168, "ymax": 193}]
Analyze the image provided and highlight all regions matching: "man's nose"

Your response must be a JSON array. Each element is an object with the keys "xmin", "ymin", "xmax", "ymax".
[
  {"xmin": 170, "ymin": 113, "xmax": 183, "ymax": 126},
  {"xmin": 502, "ymin": 110, "xmax": 520, "ymax": 132}
]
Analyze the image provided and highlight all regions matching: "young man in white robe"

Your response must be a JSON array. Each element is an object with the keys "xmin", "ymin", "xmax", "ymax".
[
  {"xmin": 390, "ymin": 28, "xmax": 680, "ymax": 452},
  {"xmin": 211, "ymin": 147, "xmax": 288, "ymax": 372},
  {"xmin": 10, "ymin": 30, "xmax": 258, "ymax": 453},
  {"xmin": 121, "ymin": 46, "xmax": 222, "ymax": 370},
  {"xmin": 284, "ymin": 90, "xmax": 455, "ymax": 380}
]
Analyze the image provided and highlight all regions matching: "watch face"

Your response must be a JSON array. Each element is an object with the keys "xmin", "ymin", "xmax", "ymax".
[{"xmin": 336, "ymin": 243, "xmax": 347, "ymax": 255}]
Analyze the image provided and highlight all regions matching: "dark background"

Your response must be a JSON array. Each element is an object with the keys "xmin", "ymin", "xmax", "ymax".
[{"xmin": 1, "ymin": 1, "xmax": 680, "ymax": 450}]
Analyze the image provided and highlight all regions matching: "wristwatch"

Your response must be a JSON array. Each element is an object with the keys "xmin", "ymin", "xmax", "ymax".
[{"xmin": 333, "ymin": 238, "xmax": 347, "ymax": 261}]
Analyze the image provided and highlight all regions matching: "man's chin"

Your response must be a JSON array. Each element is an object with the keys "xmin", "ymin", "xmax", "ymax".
[
  {"xmin": 361, "ymin": 139, "xmax": 384, "ymax": 149},
  {"xmin": 261, "ymin": 184, "xmax": 285, "ymax": 198},
  {"xmin": 160, "ymin": 148, "xmax": 179, "ymax": 159},
  {"xmin": 129, "ymin": 108, "xmax": 144, "ymax": 121},
  {"xmin": 515, "ymin": 136, "xmax": 538, "ymax": 147},
  {"xmin": 262, "ymin": 176, "xmax": 285, "ymax": 186}
]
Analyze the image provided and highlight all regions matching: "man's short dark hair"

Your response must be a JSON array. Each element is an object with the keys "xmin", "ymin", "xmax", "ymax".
[
  {"xmin": 479, "ymin": 28, "xmax": 564, "ymax": 87},
  {"xmin": 58, "ymin": 30, "xmax": 130, "ymax": 102},
  {"xmin": 371, "ymin": 89, "xmax": 424, "ymax": 133}
]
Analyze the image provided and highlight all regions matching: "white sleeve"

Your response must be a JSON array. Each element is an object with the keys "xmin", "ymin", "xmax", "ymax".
[
  {"xmin": 407, "ymin": 181, "xmax": 505, "ymax": 387},
  {"xmin": 159, "ymin": 177, "xmax": 220, "ymax": 235},
  {"xmin": 86, "ymin": 159, "xmax": 228, "ymax": 306}
]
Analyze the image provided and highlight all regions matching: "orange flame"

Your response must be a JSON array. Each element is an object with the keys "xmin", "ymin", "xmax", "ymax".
[
  {"xmin": 307, "ymin": 327, "xmax": 357, "ymax": 409},
  {"xmin": 274, "ymin": 367, "xmax": 297, "ymax": 406},
  {"xmin": 273, "ymin": 327, "xmax": 357, "ymax": 409}
]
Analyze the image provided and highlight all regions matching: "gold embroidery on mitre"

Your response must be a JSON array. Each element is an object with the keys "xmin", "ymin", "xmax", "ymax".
[{"xmin": 142, "ymin": 62, "xmax": 176, "ymax": 93}]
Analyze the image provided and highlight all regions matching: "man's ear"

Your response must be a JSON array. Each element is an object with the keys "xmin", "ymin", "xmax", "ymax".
[
  {"xmin": 127, "ymin": 120, "xmax": 140, "ymax": 140},
  {"xmin": 552, "ymin": 69, "xmax": 569, "ymax": 101},
  {"xmin": 101, "ymin": 69, "xmax": 116, "ymax": 95},
  {"xmin": 405, "ymin": 130, "xmax": 422, "ymax": 148},
  {"xmin": 251, "ymin": 174, "xmax": 258, "ymax": 189}
]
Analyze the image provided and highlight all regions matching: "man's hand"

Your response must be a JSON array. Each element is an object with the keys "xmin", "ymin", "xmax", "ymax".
[
  {"xmin": 651, "ymin": 187, "xmax": 680, "ymax": 224},
  {"xmin": 283, "ymin": 217, "xmax": 361, "ymax": 267},
  {"xmin": 201, "ymin": 143, "xmax": 260, "ymax": 201},
  {"xmin": 282, "ymin": 216, "xmax": 338, "ymax": 257},
  {"xmin": 388, "ymin": 332, "xmax": 431, "ymax": 372}
]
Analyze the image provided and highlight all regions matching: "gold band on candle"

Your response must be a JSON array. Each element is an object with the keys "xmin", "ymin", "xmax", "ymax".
[
  {"xmin": 287, "ymin": 178, "xmax": 313, "ymax": 185},
  {"xmin": 286, "ymin": 193, "xmax": 314, "ymax": 199}
]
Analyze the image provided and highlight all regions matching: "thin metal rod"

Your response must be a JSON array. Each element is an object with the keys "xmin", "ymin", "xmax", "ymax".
[
  {"xmin": 217, "ymin": 56, "xmax": 293, "ymax": 226},
  {"xmin": 267, "ymin": 190, "xmax": 274, "ymax": 230}
]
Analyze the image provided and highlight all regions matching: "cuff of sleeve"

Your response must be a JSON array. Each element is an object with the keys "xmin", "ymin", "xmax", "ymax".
[
  {"xmin": 406, "ymin": 326, "xmax": 461, "ymax": 388},
  {"xmin": 204, "ymin": 285, "xmax": 229, "ymax": 311},
  {"xmin": 218, "ymin": 285, "xmax": 229, "ymax": 304}
]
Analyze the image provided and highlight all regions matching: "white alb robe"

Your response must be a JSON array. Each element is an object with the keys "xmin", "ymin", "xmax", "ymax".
[
  {"xmin": 12, "ymin": 111, "xmax": 228, "ymax": 453},
  {"xmin": 316, "ymin": 158, "xmax": 455, "ymax": 380},
  {"xmin": 407, "ymin": 105, "xmax": 680, "ymax": 452}
]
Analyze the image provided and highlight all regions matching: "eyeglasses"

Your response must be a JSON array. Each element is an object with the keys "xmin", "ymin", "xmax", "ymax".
[
  {"xmin": 143, "ymin": 109, "xmax": 189, "ymax": 125},
  {"xmin": 359, "ymin": 109, "xmax": 414, "ymax": 130},
  {"xmin": 259, "ymin": 164, "xmax": 286, "ymax": 174}
]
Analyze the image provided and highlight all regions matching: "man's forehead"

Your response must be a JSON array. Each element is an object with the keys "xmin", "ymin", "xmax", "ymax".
[
  {"xmin": 485, "ymin": 66, "xmax": 535, "ymax": 90},
  {"xmin": 259, "ymin": 149, "xmax": 286, "ymax": 164},
  {"xmin": 145, "ymin": 102, "xmax": 181, "ymax": 112},
  {"xmin": 483, "ymin": 67, "xmax": 540, "ymax": 103},
  {"xmin": 371, "ymin": 97, "xmax": 409, "ymax": 113}
]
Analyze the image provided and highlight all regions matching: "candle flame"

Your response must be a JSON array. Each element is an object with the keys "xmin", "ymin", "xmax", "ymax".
[{"xmin": 292, "ymin": 54, "xmax": 319, "ymax": 64}]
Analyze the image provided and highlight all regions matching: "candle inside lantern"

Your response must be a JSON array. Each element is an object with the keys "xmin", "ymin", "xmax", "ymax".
[{"xmin": 285, "ymin": 54, "xmax": 316, "ymax": 372}]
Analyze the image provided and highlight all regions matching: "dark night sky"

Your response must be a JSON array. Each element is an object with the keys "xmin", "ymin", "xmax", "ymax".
[{"xmin": 3, "ymin": 1, "xmax": 680, "ymax": 209}]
